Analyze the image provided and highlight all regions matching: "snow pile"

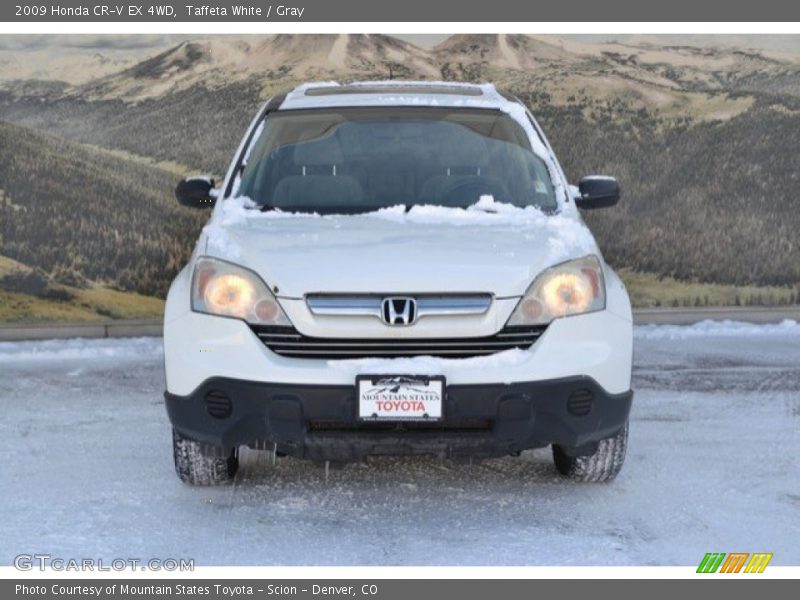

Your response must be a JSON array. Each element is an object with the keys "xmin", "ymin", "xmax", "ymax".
[
  {"xmin": 289, "ymin": 80, "xmax": 341, "ymax": 93},
  {"xmin": 368, "ymin": 197, "xmax": 595, "ymax": 263},
  {"xmin": 204, "ymin": 195, "xmax": 596, "ymax": 265},
  {"xmin": 328, "ymin": 347, "xmax": 531, "ymax": 375},
  {"xmin": 634, "ymin": 319, "xmax": 800, "ymax": 340},
  {"xmin": 204, "ymin": 196, "xmax": 282, "ymax": 258},
  {"xmin": 581, "ymin": 175, "xmax": 616, "ymax": 181},
  {"xmin": 204, "ymin": 195, "xmax": 327, "ymax": 258},
  {"xmin": 0, "ymin": 337, "xmax": 163, "ymax": 363},
  {"xmin": 346, "ymin": 80, "xmax": 490, "ymax": 90},
  {"xmin": 372, "ymin": 195, "xmax": 557, "ymax": 224}
]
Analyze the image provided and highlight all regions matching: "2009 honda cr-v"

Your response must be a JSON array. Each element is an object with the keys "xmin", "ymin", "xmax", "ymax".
[{"xmin": 166, "ymin": 81, "xmax": 633, "ymax": 485}]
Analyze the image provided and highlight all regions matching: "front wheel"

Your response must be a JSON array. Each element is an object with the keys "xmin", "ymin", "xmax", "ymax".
[
  {"xmin": 552, "ymin": 422, "xmax": 629, "ymax": 482},
  {"xmin": 172, "ymin": 428, "xmax": 239, "ymax": 485}
]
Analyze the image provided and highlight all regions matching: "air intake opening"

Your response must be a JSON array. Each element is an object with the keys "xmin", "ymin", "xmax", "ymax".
[
  {"xmin": 567, "ymin": 389, "xmax": 593, "ymax": 417},
  {"xmin": 204, "ymin": 390, "xmax": 233, "ymax": 419}
]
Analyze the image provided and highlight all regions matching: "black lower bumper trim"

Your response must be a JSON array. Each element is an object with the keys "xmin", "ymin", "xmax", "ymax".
[{"xmin": 165, "ymin": 376, "xmax": 632, "ymax": 462}]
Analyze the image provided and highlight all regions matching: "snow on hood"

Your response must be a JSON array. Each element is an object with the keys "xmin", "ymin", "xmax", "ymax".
[
  {"xmin": 201, "ymin": 196, "xmax": 598, "ymax": 298},
  {"xmin": 368, "ymin": 196, "xmax": 592, "ymax": 260}
]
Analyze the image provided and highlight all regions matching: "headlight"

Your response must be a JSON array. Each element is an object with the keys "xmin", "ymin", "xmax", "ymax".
[
  {"xmin": 191, "ymin": 257, "xmax": 291, "ymax": 326},
  {"xmin": 506, "ymin": 255, "xmax": 605, "ymax": 326}
]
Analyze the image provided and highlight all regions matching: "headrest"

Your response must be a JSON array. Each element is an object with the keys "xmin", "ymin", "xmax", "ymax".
[
  {"xmin": 292, "ymin": 135, "xmax": 344, "ymax": 165},
  {"xmin": 272, "ymin": 175, "xmax": 365, "ymax": 208},
  {"xmin": 432, "ymin": 124, "xmax": 490, "ymax": 167}
]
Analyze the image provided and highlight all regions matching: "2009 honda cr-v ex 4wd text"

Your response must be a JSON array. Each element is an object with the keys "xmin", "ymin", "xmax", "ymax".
[{"xmin": 165, "ymin": 81, "xmax": 633, "ymax": 485}]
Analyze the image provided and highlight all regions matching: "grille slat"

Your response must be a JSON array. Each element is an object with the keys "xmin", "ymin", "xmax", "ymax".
[
  {"xmin": 269, "ymin": 348, "xmax": 504, "ymax": 356},
  {"xmin": 250, "ymin": 325, "xmax": 546, "ymax": 359},
  {"xmin": 255, "ymin": 332, "xmax": 302, "ymax": 339},
  {"xmin": 257, "ymin": 339, "xmax": 534, "ymax": 348}
]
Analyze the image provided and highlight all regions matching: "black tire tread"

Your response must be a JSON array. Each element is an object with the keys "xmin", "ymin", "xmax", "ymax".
[
  {"xmin": 552, "ymin": 421, "xmax": 628, "ymax": 482},
  {"xmin": 172, "ymin": 428, "xmax": 238, "ymax": 486}
]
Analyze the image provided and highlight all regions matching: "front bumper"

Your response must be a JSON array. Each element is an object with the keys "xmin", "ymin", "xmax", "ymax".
[
  {"xmin": 166, "ymin": 375, "xmax": 632, "ymax": 462},
  {"xmin": 164, "ymin": 307, "xmax": 633, "ymax": 396}
]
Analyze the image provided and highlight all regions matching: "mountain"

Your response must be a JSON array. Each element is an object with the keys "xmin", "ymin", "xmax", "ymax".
[
  {"xmin": 0, "ymin": 120, "xmax": 205, "ymax": 299},
  {"xmin": 434, "ymin": 34, "xmax": 800, "ymax": 118},
  {"xmin": 0, "ymin": 47, "xmax": 155, "ymax": 86},
  {"xmin": 4, "ymin": 33, "xmax": 788, "ymax": 170},
  {"xmin": 434, "ymin": 34, "xmax": 574, "ymax": 71},
  {"xmin": 549, "ymin": 37, "xmax": 800, "ymax": 96},
  {"xmin": 78, "ymin": 34, "xmax": 438, "ymax": 102},
  {"xmin": 262, "ymin": 34, "xmax": 438, "ymax": 79},
  {"xmin": 78, "ymin": 38, "xmax": 251, "ymax": 101}
]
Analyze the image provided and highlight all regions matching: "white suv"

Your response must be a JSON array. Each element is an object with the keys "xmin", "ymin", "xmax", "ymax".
[{"xmin": 165, "ymin": 81, "xmax": 633, "ymax": 485}]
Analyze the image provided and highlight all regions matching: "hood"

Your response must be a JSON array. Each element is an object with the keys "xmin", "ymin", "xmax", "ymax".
[{"xmin": 202, "ymin": 200, "xmax": 599, "ymax": 299}]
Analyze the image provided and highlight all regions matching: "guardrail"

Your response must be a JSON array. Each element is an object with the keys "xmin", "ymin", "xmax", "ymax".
[
  {"xmin": 0, "ymin": 307, "xmax": 798, "ymax": 342},
  {"xmin": 0, "ymin": 318, "xmax": 162, "ymax": 342}
]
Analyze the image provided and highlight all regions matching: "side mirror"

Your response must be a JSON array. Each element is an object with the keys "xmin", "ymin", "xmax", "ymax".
[
  {"xmin": 175, "ymin": 176, "xmax": 216, "ymax": 208},
  {"xmin": 575, "ymin": 176, "xmax": 620, "ymax": 209}
]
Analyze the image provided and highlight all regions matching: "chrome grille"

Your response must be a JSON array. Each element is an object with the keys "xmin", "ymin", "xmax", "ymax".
[
  {"xmin": 250, "ymin": 325, "xmax": 547, "ymax": 359},
  {"xmin": 306, "ymin": 294, "xmax": 492, "ymax": 321}
]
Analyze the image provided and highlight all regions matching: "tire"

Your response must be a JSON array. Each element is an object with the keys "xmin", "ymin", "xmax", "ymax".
[
  {"xmin": 172, "ymin": 428, "xmax": 238, "ymax": 486},
  {"xmin": 552, "ymin": 421, "xmax": 628, "ymax": 482}
]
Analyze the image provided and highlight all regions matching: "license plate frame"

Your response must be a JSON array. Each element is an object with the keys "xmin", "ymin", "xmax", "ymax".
[{"xmin": 356, "ymin": 374, "xmax": 445, "ymax": 421}]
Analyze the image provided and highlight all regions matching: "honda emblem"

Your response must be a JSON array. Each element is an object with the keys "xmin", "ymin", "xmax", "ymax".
[{"xmin": 381, "ymin": 297, "xmax": 417, "ymax": 326}]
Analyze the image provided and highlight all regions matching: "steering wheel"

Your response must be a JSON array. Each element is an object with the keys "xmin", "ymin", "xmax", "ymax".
[{"xmin": 437, "ymin": 176, "xmax": 512, "ymax": 207}]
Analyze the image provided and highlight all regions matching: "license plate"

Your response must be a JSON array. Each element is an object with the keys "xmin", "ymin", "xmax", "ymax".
[{"xmin": 357, "ymin": 375, "xmax": 444, "ymax": 420}]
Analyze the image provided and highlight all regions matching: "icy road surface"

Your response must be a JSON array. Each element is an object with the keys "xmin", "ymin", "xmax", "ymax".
[{"xmin": 1, "ymin": 321, "xmax": 798, "ymax": 566}]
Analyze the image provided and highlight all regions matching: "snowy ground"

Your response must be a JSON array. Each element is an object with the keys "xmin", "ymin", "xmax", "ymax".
[{"xmin": 1, "ymin": 321, "xmax": 798, "ymax": 566}]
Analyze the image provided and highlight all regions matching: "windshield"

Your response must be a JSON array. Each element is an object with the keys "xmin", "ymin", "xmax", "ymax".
[{"xmin": 236, "ymin": 107, "xmax": 558, "ymax": 214}]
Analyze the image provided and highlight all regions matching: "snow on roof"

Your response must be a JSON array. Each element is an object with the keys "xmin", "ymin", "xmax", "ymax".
[{"xmin": 279, "ymin": 81, "xmax": 513, "ymax": 111}]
